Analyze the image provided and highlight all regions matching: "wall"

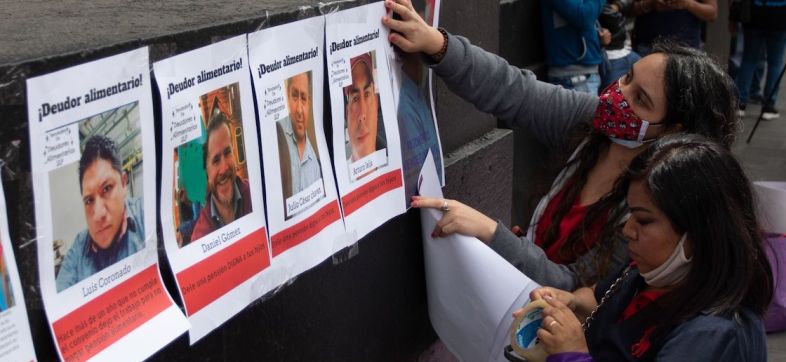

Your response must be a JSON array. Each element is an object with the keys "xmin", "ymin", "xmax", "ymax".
[
  {"xmin": 0, "ymin": 0, "xmax": 513, "ymax": 360},
  {"xmin": 498, "ymin": 0, "xmax": 553, "ymax": 229}
]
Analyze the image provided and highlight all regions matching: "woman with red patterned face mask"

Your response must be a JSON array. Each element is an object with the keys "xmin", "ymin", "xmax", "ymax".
[{"xmin": 384, "ymin": 0, "xmax": 740, "ymax": 291}]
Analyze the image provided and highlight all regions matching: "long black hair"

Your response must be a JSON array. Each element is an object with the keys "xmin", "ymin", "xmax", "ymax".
[
  {"xmin": 622, "ymin": 134, "xmax": 772, "ymax": 332},
  {"xmin": 539, "ymin": 42, "xmax": 741, "ymax": 285}
]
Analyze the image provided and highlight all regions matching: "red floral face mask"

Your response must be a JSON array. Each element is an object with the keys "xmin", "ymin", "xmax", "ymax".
[{"xmin": 592, "ymin": 79, "xmax": 663, "ymax": 148}]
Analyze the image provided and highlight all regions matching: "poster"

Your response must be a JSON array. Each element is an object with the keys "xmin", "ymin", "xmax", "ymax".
[
  {"xmin": 418, "ymin": 152, "xmax": 539, "ymax": 362},
  {"xmin": 248, "ymin": 16, "xmax": 346, "ymax": 283},
  {"xmin": 388, "ymin": 0, "xmax": 445, "ymax": 204},
  {"xmin": 155, "ymin": 35, "xmax": 271, "ymax": 343},
  {"xmin": 754, "ymin": 182, "xmax": 786, "ymax": 234},
  {"xmin": 0, "ymin": 180, "xmax": 36, "ymax": 360},
  {"xmin": 27, "ymin": 48, "xmax": 189, "ymax": 361},
  {"xmin": 326, "ymin": 2, "xmax": 407, "ymax": 241}
]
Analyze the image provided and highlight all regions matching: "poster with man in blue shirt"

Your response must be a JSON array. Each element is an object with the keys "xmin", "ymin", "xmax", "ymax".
[{"xmin": 276, "ymin": 71, "xmax": 324, "ymax": 220}]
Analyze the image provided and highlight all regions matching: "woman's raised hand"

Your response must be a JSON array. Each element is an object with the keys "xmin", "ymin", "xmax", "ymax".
[
  {"xmin": 382, "ymin": 0, "xmax": 445, "ymax": 55},
  {"xmin": 411, "ymin": 196, "xmax": 498, "ymax": 243}
]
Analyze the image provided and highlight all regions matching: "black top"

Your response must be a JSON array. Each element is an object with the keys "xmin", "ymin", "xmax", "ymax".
[
  {"xmin": 634, "ymin": 10, "xmax": 703, "ymax": 49},
  {"xmin": 748, "ymin": 0, "xmax": 786, "ymax": 31},
  {"xmin": 585, "ymin": 265, "xmax": 768, "ymax": 361}
]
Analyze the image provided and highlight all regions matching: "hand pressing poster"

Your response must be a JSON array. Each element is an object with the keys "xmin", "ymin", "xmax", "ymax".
[
  {"xmin": 248, "ymin": 16, "xmax": 345, "ymax": 282},
  {"xmin": 155, "ymin": 35, "xmax": 271, "ymax": 343},
  {"xmin": 388, "ymin": 0, "xmax": 445, "ymax": 205},
  {"xmin": 326, "ymin": 2, "xmax": 406, "ymax": 241},
  {"xmin": 0, "ymin": 180, "xmax": 36, "ymax": 361},
  {"xmin": 26, "ymin": 48, "xmax": 189, "ymax": 361}
]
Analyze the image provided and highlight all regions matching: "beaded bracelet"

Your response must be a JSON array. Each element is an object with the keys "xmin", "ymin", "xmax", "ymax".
[{"xmin": 430, "ymin": 27, "xmax": 449, "ymax": 63}]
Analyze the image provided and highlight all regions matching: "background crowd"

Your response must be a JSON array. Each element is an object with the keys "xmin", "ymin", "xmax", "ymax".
[{"xmin": 538, "ymin": 0, "xmax": 785, "ymax": 122}]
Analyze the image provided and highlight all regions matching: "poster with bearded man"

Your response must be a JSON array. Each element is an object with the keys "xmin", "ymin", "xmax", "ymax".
[{"xmin": 155, "ymin": 35, "xmax": 274, "ymax": 344}]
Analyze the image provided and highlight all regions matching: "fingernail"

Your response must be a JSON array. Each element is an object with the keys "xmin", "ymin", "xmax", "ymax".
[{"xmin": 545, "ymin": 295, "xmax": 553, "ymax": 300}]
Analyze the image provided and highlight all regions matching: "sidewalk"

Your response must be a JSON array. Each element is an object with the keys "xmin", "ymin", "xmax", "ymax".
[
  {"xmin": 731, "ymin": 80, "xmax": 786, "ymax": 361},
  {"xmin": 733, "ymin": 96, "xmax": 786, "ymax": 181}
]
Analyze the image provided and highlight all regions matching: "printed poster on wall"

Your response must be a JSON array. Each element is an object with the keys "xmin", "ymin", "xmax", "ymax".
[
  {"xmin": 248, "ymin": 16, "xmax": 345, "ymax": 283},
  {"xmin": 326, "ymin": 2, "xmax": 407, "ymax": 241},
  {"xmin": 26, "ymin": 48, "xmax": 189, "ymax": 361},
  {"xmin": 388, "ymin": 0, "xmax": 445, "ymax": 204},
  {"xmin": 0, "ymin": 179, "xmax": 36, "ymax": 360},
  {"xmin": 155, "ymin": 35, "xmax": 272, "ymax": 343}
]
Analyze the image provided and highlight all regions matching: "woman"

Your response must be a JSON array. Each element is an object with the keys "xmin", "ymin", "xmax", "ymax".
[
  {"xmin": 383, "ymin": 0, "xmax": 739, "ymax": 290},
  {"xmin": 522, "ymin": 134, "xmax": 772, "ymax": 361}
]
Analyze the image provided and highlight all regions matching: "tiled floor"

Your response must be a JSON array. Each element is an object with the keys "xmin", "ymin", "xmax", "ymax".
[{"xmin": 731, "ymin": 83, "xmax": 786, "ymax": 361}]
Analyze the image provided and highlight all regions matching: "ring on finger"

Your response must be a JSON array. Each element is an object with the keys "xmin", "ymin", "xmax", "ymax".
[
  {"xmin": 549, "ymin": 320, "xmax": 558, "ymax": 328},
  {"xmin": 440, "ymin": 200, "xmax": 450, "ymax": 212}
]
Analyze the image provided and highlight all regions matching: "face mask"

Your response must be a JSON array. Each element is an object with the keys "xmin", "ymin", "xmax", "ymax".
[
  {"xmin": 593, "ymin": 79, "xmax": 663, "ymax": 149},
  {"xmin": 641, "ymin": 233, "xmax": 692, "ymax": 288}
]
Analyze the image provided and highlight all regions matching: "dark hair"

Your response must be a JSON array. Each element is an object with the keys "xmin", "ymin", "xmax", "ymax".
[
  {"xmin": 79, "ymin": 135, "xmax": 122, "ymax": 193},
  {"xmin": 539, "ymin": 43, "xmax": 741, "ymax": 285},
  {"xmin": 622, "ymin": 134, "xmax": 772, "ymax": 329},
  {"xmin": 202, "ymin": 111, "xmax": 231, "ymax": 169},
  {"xmin": 650, "ymin": 42, "xmax": 740, "ymax": 148}
]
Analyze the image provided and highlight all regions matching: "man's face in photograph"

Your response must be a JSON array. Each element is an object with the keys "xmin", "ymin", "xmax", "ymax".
[
  {"xmin": 346, "ymin": 60, "xmax": 378, "ymax": 161},
  {"xmin": 288, "ymin": 73, "xmax": 310, "ymax": 143},
  {"xmin": 81, "ymin": 158, "xmax": 128, "ymax": 249},
  {"xmin": 206, "ymin": 123, "xmax": 237, "ymax": 208}
]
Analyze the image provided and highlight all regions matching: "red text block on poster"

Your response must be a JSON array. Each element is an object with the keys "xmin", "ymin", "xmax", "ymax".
[
  {"xmin": 341, "ymin": 169, "xmax": 403, "ymax": 216},
  {"xmin": 271, "ymin": 201, "xmax": 341, "ymax": 257},
  {"xmin": 52, "ymin": 265, "xmax": 171, "ymax": 362},
  {"xmin": 176, "ymin": 227, "xmax": 270, "ymax": 316}
]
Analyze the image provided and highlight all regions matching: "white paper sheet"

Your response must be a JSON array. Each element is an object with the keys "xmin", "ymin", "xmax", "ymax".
[
  {"xmin": 326, "ymin": 3, "xmax": 407, "ymax": 242},
  {"xmin": 154, "ymin": 35, "xmax": 272, "ymax": 344},
  {"xmin": 418, "ymin": 152, "xmax": 540, "ymax": 362},
  {"xmin": 0, "ymin": 177, "xmax": 37, "ymax": 361},
  {"xmin": 248, "ymin": 16, "xmax": 347, "ymax": 289},
  {"xmin": 26, "ymin": 47, "xmax": 189, "ymax": 361},
  {"xmin": 754, "ymin": 181, "xmax": 786, "ymax": 234}
]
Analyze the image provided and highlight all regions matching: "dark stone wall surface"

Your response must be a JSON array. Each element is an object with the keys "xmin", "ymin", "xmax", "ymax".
[
  {"xmin": 0, "ymin": 0, "xmax": 515, "ymax": 360},
  {"xmin": 499, "ymin": 0, "xmax": 545, "ymax": 70},
  {"xmin": 498, "ymin": 0, "xmax": 554, "ymax": 228}
]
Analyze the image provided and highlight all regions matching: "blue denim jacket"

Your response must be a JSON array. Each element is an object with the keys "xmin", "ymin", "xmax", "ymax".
[{"xmin": 55, "ymin": 197, "xmax": 145, "ymax": 292}]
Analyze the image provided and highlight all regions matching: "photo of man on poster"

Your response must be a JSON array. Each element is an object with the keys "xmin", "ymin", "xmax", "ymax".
[
  {"xmin": 56, "ymin": 134, "xmax": 145, "ymax": 292},
  {"xmin": 394, "ymin": 0, "xmax": 443, "ymax": 202},
  {"xmin": 343, "ymin": 51, "xmax": 387, "ymax": 181},
  {"xmin": 0, "ymin": 243, "xmax": 15, "ymax": 310},
  {"xmin": 190, "ymin": 111, "xmax": 253, "ymax": 241},
  {"xmin": 276, "ymin": 71, "xmax": 323, "ymax": 205}
]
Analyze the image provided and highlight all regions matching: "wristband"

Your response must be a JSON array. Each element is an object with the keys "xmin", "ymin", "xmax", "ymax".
[{"xmin": 430, "ymin": 28, "xmax": 449, "ymax": 62}]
